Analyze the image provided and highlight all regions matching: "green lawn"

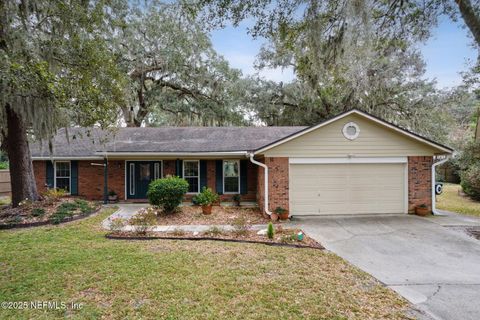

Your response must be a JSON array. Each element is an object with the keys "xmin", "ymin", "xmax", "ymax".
[
  {"xmin": 0, "ymin": 208, "xmax": 409, "ymax": 319},
  {"xmin": 437, "ymin": 183, "xmax": 480, "ymax": 217}
]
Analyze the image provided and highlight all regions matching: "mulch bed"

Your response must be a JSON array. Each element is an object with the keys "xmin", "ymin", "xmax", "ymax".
[
  {"xmin": 0, "ymin": 197, "xmax": 100, "ymax": 229},
  {"xmin": 141, "ymin": 205, "xmax": 272, "ymax": 225},
  {"xmin": 106, "ymin": 228, "xmax": 323, "ymax": 249}
]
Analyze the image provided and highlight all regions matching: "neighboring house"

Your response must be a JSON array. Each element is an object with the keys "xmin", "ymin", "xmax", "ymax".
[{"xmin": 30, "ymin": 109, "xmax": 453, "ymax": 216}]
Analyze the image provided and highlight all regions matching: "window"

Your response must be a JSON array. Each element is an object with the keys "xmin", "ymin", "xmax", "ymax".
[
  {"xmin": 154, "ymin": 162, "xmax": 160, "ymax": 180},
  {"xmin": 129, "ymin": 163, "xmax": 135, "ymax": 195},
  {"xmin": 223, "ymin": 160, "xmax": 240, "ymax": 194},
  {"xmin": 55, "ymin": 161, "xmax": 71, "ymax": 192},
  {"xmin": 183, "ymin": 160, "xmax": 199, "ymax": 193},
  {"xmin": 342, "ymin": 122, "xmax": 360, "ymax": 140}
]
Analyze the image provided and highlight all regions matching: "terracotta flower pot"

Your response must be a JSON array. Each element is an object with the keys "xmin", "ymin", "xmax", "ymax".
[
  {"xmin": 278, "ymin": 212, "xmax": 289, "ymax": 220},
  {"xmin": 202, "ymin": 205, "xmax": 213, "ymax": 215},
  {"xmin": 415, "ymin": 207, "xmax": 430, "ymax": 216},
  {"xmin": 108, "ymin": 195, "xmax": 118, "ymax": 203}
]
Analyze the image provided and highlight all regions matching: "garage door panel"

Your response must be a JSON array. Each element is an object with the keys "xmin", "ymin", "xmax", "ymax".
[{"xmin": 290, "ymin": 163, "xmax": 405, "ymax": 215}]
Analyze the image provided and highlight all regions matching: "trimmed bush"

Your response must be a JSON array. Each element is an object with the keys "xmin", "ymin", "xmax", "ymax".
[
  {"xmin": 461, "ymin": 164, "xmax": 480, "ymax": 200},
  {"xmin": 31, "ymin": 208, "xmax": 46, "ymax": 217},
  {"xmin": 147, "ymin": 176, "xmax": 189, "ymax": 213}
]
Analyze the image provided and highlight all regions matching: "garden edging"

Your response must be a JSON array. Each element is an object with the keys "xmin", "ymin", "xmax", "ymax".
[
  {"xmin": 0, "ymin": 206, "xmax": 104, "ymax": 230},
  {"xmin": 105, "ymin": 233, "xmax": 324, "ymax": 249}
]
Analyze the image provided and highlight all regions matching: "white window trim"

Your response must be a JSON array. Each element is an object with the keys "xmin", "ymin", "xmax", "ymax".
[
  {"xmin": 153, "ymin": 162, "xmax": 162, "ymax": 180},
  {"xmin": 223, "ymin": 160, "xmax": 240, "ymax": 194},
  {"xmin": 342, "ymin": 122, "xmax": 360, "ymax": 140},
  {"xmin": 183, "ymin": 160, "xmax": 200, "ymax": 194},
  {"xmin": 54, "ymin": 160, "xmax": 71, "ymax": 194}
]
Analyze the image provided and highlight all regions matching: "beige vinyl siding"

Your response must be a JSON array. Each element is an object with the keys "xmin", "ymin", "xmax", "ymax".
[
  {"xmin": 290, "ymin": 163, "xmax": 406, "ymax": 215},
  {"xmin": 264, "ymin": 114, "xmax": 439, "ymax": 157}
]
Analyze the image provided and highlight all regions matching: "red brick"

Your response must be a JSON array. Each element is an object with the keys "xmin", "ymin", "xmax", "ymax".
[{"xmin": 408, "ymin": 156, "xmax": 433, "ymax": 213}]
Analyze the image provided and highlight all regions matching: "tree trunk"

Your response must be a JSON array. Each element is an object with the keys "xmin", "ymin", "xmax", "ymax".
[
  {"xmin": 455, "ymin": 0, "xmax": 480, "ymax": 46},
  {"xmin": 4, "ymin": 104, "xmax": 38, "ymax": 207}
]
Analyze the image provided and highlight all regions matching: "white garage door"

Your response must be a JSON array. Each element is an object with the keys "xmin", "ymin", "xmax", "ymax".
[{"xmin": 290, "ymin": 163, "xmax": 406, "ymax": 215}]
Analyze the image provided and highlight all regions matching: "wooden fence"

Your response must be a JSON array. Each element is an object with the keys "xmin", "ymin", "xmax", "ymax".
[{"xmin": 0, "ymin": 170, "xmax": 11, "ymax": 197}]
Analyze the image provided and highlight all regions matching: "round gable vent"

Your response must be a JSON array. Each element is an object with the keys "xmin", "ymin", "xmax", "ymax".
[{"xmin": 342, "ymin": 122, "xmax": 360, "ymax": 140}]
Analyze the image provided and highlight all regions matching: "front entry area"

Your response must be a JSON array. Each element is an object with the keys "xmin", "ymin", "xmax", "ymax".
[
  {"xmin": 289, "ymin": 161, "xmax": 406, "ymax": 215},
  {"xmin": 126, "ymin": 161, "xmax": 162, "ymax": 199}
]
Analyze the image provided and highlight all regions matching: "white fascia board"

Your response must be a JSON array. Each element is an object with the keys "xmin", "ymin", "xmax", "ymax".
[
  {"xmin": 97, "ymin": 151, "xmax": 249, "ymax": 157},
  {"xmin": 289, "ymin": 157, "xmax": 408, "ymax": 164},
  {"xmin": 255, "ymin": 110, "xmax": 453, "ymax": 155},
  {"xmin": 32, "ymin": 156, "xmax": 104, "ymax": 160}
]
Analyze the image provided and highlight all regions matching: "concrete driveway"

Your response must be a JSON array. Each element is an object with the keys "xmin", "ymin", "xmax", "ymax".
[{"xmin": 292, "ymin": 212, "xmax": 480, "ymax": 320}]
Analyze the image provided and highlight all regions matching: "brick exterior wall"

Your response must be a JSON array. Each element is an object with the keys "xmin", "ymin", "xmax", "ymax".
[
  {"xmin": 33, "ymin": 159, "xmax": 257, "ymax": 202},
  {"xmin": 78, "ymin": 160, "xmax": 125, "ymax": 200},
  {"xmin": 256, "ymin": 157, "xmax": 289, "ymax": 213},
  {"xmin": 408, "ymin": 156, "xmax": 433, "ymax": 213},
  {"xmin": 33, "ymin": 161, "xmax": 47, "ymax": 194}
]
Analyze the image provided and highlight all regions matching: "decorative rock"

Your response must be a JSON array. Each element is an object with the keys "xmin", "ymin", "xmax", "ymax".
[
  {"xmin": 193, "ymin": 231, "xmax": 199, "ymax": 236},
  {"xmin": 257, "ymin": 229, "xmax": 267, "ymax": 235}
]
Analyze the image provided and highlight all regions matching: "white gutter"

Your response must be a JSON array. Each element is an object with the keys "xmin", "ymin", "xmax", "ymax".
[
  {"xmin": 32, "ymin": 156, "xmax": 104, "ymax": 160},
  {"xmin": 247, "ymin": 153, "xmax": 272, "ymax": 216},
  {"xmin": 432, "ymin": 155, "xmax": 450, "ymax": 215}
]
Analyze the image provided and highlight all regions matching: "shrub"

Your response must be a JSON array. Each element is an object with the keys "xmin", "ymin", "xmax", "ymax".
[
  {"xmin": 267, "ymin": 222, "xmax": 274, "ymax": 239},
  {"xmin": 0, "ymin": 161, "xmax": 8, "ymax": 169},
  {"xmin": 195, "ymin": 187, "xmax": 219, "ymax": 206},
  {"xmin": 42, "ymin": 188, "xmax": 67, "ymax": 204},
  {"xmin": 461, "ymin": 164, "xmax": 480, "ymax": 200},
  {"xmin": 109, "ymin": 217, "xmax": 126, "ymax": 232},
  {"xmin": 31, "ymin": 208, "xmax": 46, "ymax": 217},
  {"xmin": 129, "ymin": 208, "xmax": 157, "ymax": 234},
  {"xmin": 74, "ymin": 199, "xmax": 95, "ymax": 214},
  {"xmin": 232, "ymin": 216, "xmax": 249, "ymax": 236},
  {"xmin": 147, "ymin": 177, "xmax": 189, "ymax": 214},
  {"xmin": 274, "ymin": 207, "xmax": 287, "ymax": 215}
]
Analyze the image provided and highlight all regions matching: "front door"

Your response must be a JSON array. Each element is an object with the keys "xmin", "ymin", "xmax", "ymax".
[{"xmin": 126, "ymin": 161, "xmax": 161, "ymax": 199}]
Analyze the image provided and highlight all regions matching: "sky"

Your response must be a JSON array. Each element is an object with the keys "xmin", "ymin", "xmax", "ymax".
[{"xmin": 210, "ymin": 16, "xmax": 478, "ymax": 89}]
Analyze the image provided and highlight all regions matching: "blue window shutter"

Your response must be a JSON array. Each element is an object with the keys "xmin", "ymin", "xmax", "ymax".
[
  {"xmin": 176, "ymin": 159, "xmax": 183, "ymax": 177},
  {"xmin": 70, "ymin": 161, "xmax": 78, "ymax": 195},
  {"xmin": 200, "ymin": 160, "xmax": 207, "ymax": 191},
  {"xmin": 46, "ymin": 161, "xmax": 54, "ymax": 188},
  {"xmin": 240, "ymin": 160, "xmax": 248, "ymax": 194},
  {"xmin": 215, "ymin": 160, "xmax": 223, "ymax": 194}
]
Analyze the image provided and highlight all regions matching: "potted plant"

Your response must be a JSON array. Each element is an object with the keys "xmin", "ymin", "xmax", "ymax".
[
  {"xmin": 415, "ymin": 204, "xmax": 430, "ymax": 216},
  {"xmin": 274, "ymin": 207, "xmax": 289, "ymax": 220},
  {"xmin": 232, "ymin": 194, "xmax": 241, "ymax": 207},
  {"xmin": 196, "ymin": 187, "xmax": 219, "ymax": 215},
  {"xmin": 108, "ymin": 190, "xmax": 118, "ymax": 202}
]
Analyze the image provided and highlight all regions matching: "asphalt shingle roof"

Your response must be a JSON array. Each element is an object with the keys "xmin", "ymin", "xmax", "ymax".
[{"xmin": 30, "ymin": 126, "xmax": 307, "ymax": 157}]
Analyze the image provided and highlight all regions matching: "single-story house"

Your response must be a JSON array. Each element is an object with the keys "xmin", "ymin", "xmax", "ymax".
[{"xmin": 30, "ymin": 109, "xmax": 453, "ymax": 216}]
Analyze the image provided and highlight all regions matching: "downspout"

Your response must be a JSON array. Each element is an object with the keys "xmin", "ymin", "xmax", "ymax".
[
  {"xmin": 248, "ymin": 153, "xmax": 272, "ymax": 216},
  {"xmin": 432, "ymin": 155, "xmax": 450, "ymax": 215}
]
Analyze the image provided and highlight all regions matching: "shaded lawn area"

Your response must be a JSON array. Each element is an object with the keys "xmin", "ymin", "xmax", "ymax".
[
  {"xmin": 0, "ymin": 208, "xmax": 410, "ymax": 319},
  {"xmin": 437, "ymin": 183, "xmax": 480, "ymax": 217}
]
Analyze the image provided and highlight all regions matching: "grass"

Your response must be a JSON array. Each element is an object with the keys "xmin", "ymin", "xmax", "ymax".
[
  {"xmin": 0, "ymin": 208, "xmax": 410, "ymax": 319},
  {"xmin": 437, "ymin": 183, "xmax": 480, "ymax": 217}
]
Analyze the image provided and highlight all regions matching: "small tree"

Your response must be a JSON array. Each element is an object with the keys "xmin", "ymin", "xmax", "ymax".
[
  {"xmin": 147, "ymin": 177, "xmax": 189, "ymax": 214},
  {"xmin": 267, "ymin": 222, "xmax": 274, "ymax": 239}
]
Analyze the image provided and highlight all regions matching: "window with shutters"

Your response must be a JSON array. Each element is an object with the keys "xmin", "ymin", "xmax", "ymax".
[
  {"xmin": 183, "ymin": 160, "xmax": 200, "ymax": 193},
  {"xmin": 55, "ymin": 161, "xmax": 71, "ymax": 193},
  {"xmin": 223, "ymin": 160, "xmax": 240, "ymax": 194}
]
